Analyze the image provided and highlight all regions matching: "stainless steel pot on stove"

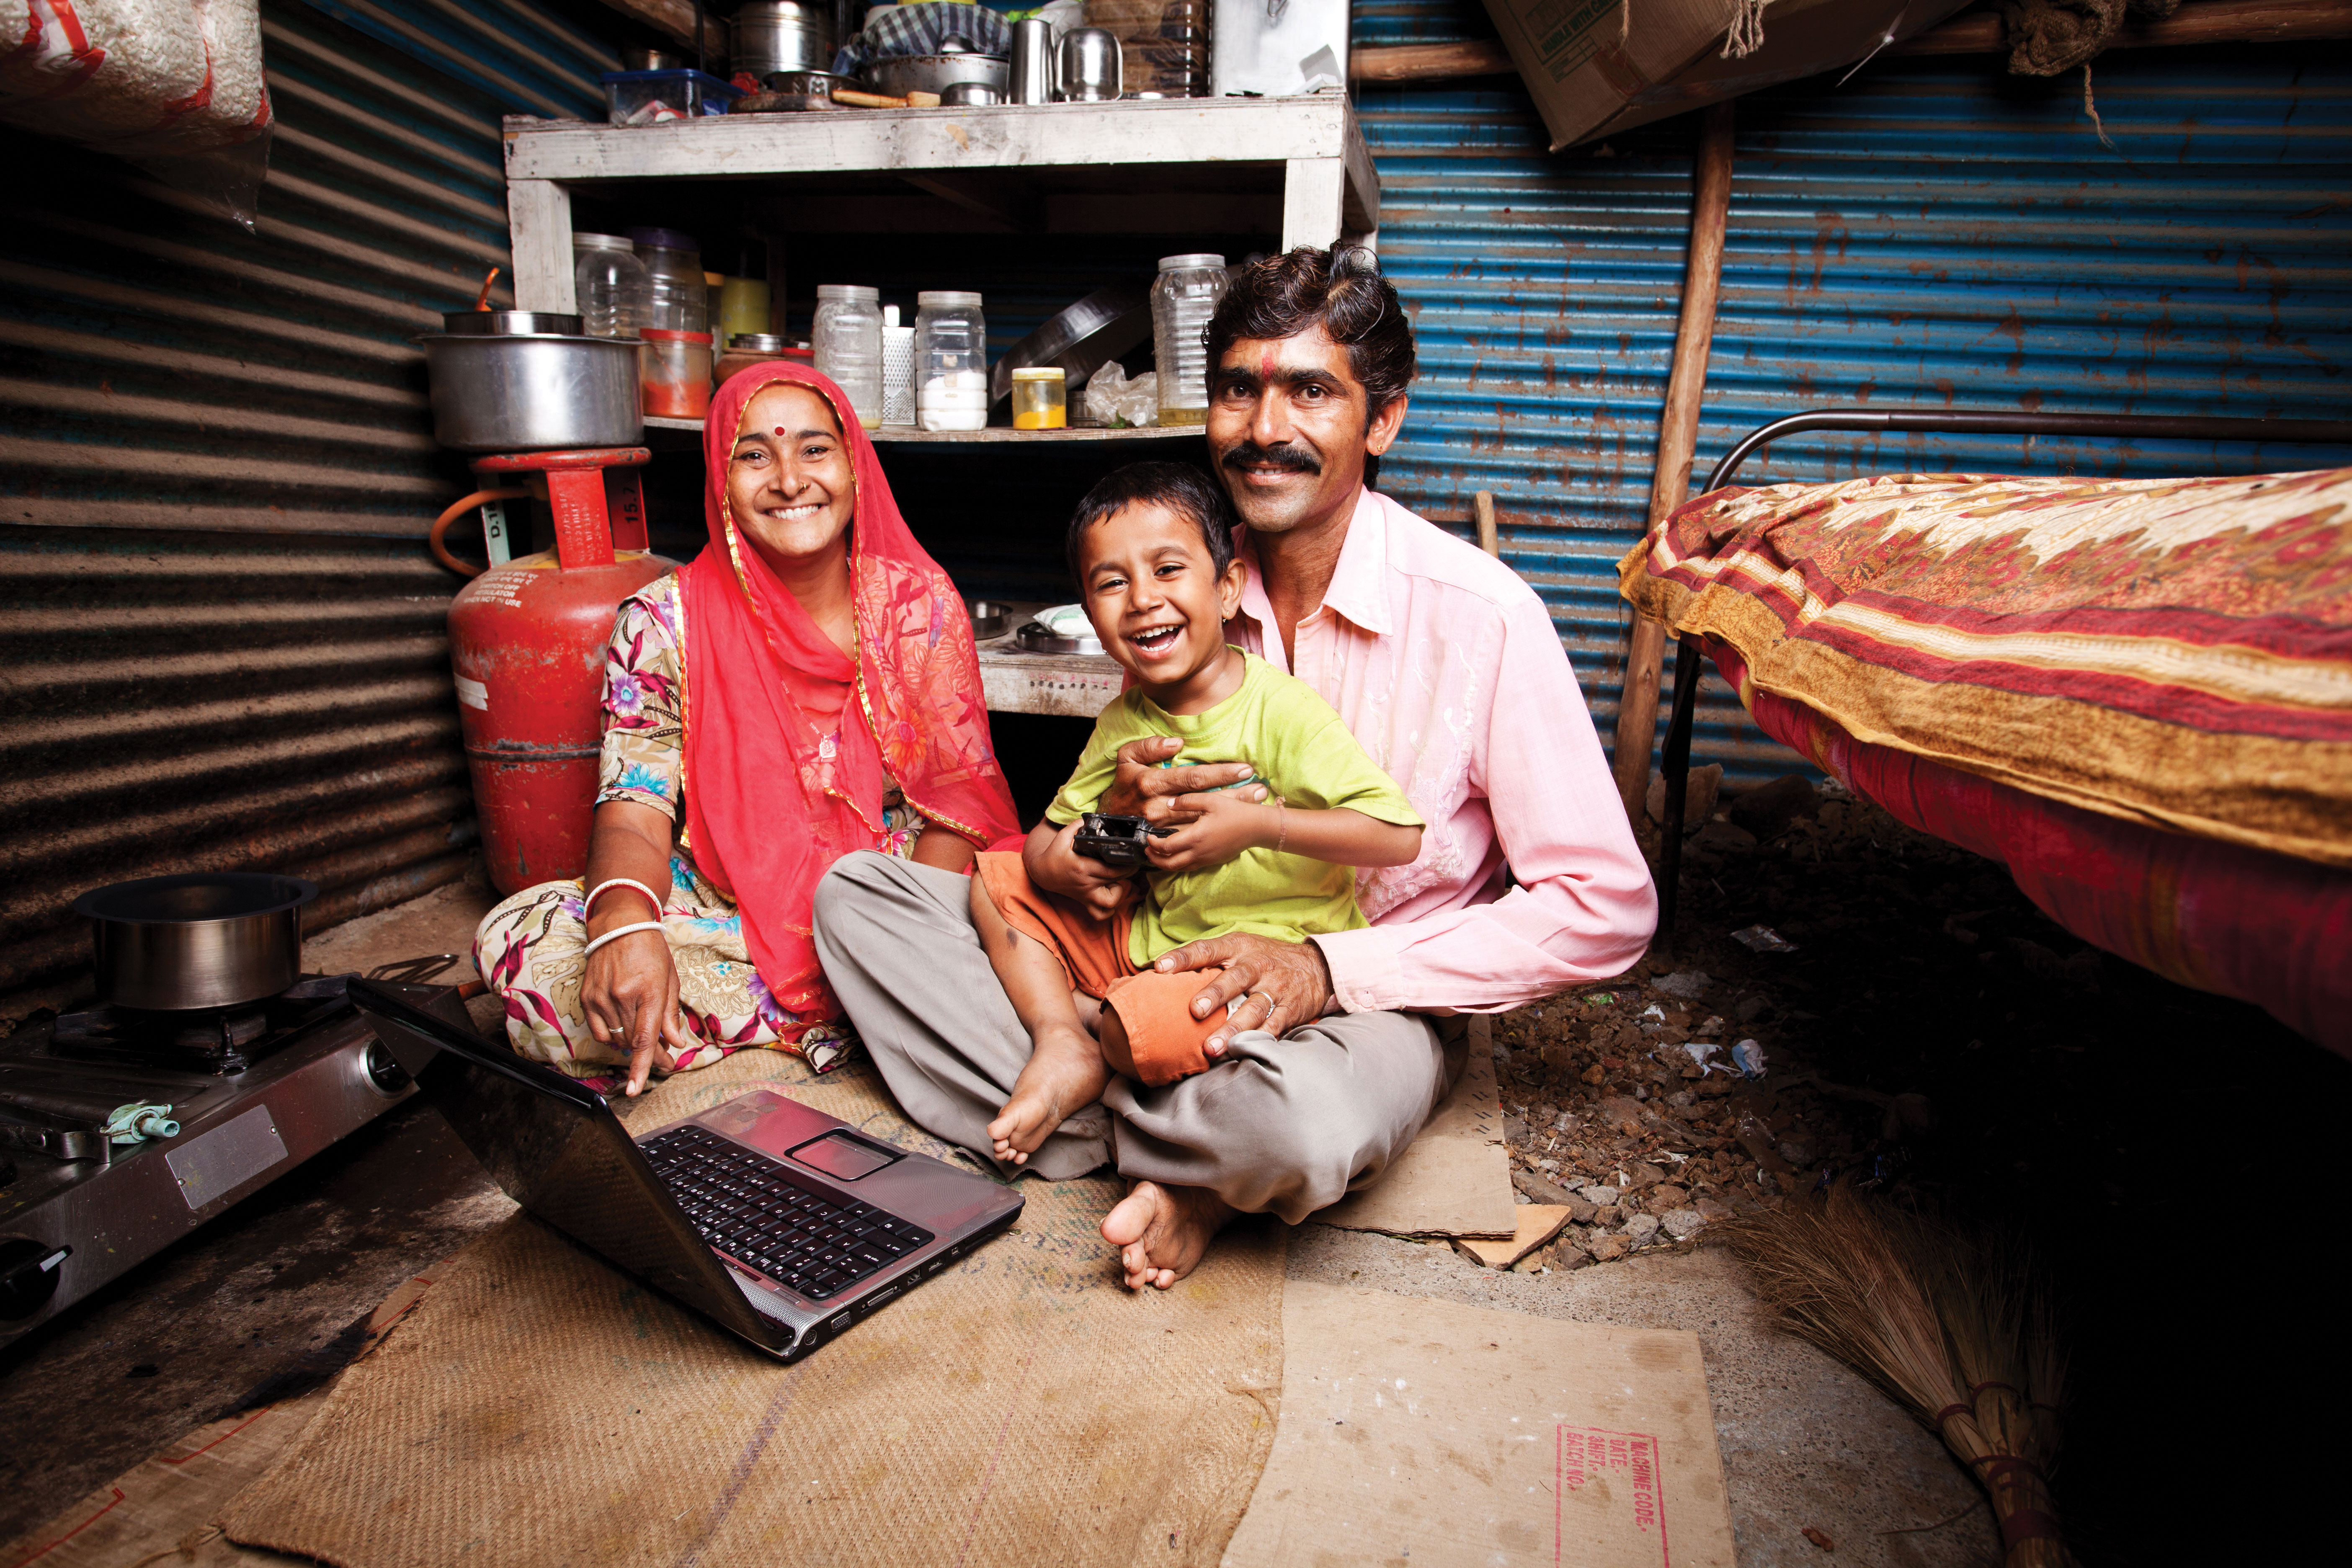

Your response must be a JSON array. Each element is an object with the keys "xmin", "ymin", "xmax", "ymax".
[
  {"xmin": 415, "ymin": 310, "xmax": 642, "ymax": 453},
  {"xmin": 74, "ymin": 872, "xmax": 318, "ymax": 1011}
]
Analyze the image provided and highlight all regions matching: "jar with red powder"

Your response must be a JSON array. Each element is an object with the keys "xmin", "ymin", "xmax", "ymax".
[{"xmin": 641, "ymin": 328, "xmax": 713, "ymax": 418}]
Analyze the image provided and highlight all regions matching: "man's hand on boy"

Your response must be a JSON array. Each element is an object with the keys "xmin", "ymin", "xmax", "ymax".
[
  {"xmin": 1099, "ymin": 735, "xmax": 1268, "ymax": 824},
  {"xmin": 1152, "ymin": 932, "xmax": 1337, "ymax": 1055},
  {"xmin": 1145, "ymin": 792, "xmax": 1275, "ymax": 874}
]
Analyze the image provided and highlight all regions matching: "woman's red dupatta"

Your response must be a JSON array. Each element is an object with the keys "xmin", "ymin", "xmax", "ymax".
[{"xmin": 677, "ymin": 362, "xmax": 1016, "ymax": 1021}]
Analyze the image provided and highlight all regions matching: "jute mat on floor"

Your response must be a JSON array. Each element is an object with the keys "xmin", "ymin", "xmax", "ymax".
[{"xmin": 219, "ymin": 1048, "xmax": 1285, "ymax": 1568}]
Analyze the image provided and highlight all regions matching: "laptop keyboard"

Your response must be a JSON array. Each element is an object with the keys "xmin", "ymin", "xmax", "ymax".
[{"xmin": 639, "ymin": 1125, "xmax": 935, "ymax": 1301}]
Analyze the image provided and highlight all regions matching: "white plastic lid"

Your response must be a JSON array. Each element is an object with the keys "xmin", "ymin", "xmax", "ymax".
[
  {"xmin": 572, "ymin": 232, "xmax": 635, "ymax": 252},
  {"xmin": 883, "ymin": 304, "xmax": 900, "ymax": 327},
  {"xmin": 817, "ymin": 284, "xmax": 880, "ymax": 302},
  {"xmin": 918, "ymin": 290, "xmax": 983, "ymax": 308},
  {"xmin": 1158, "ymin": 253, "xmax": 1225, "ymax": 271}
]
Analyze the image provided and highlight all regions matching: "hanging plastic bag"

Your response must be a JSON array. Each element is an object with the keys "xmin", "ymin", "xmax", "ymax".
[{"xmin": 0, "ymin": 0, "xmax": 276, "ymax": 229}]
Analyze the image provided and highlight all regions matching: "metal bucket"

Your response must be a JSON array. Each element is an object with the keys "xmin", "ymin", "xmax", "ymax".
[
  {"xmin": 416, "ymin": 319, "xmax": 643, "ymax": 453},
  {"xmin": 74, "ymin": 872, "xmax": 318, "ymax": 1011}
]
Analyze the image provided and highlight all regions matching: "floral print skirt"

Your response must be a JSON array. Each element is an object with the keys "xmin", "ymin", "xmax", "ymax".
[{"xmin": 472, "ymin": 852, "xmax": 859, "ymax": 1084}]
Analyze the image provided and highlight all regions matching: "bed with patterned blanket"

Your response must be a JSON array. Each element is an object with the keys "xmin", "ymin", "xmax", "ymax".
[{"xmin": 1619, "ymin": 466, "xmax": 2352, "ymax": 1055}]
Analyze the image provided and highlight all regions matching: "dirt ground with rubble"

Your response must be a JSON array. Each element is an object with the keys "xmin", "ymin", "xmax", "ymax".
[{"xmin": 1487, "ymin": 773, "xmax": 2352, "ymax": 1565}]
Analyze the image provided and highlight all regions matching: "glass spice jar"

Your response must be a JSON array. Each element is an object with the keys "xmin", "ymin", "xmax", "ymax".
[
  {"xmin": 640, "ymin": 328, "xmax": 712, "ymax": 418},
  {"xmin": 1010, "ymin": 366, "xmax": 1068, "ymax": 429}
]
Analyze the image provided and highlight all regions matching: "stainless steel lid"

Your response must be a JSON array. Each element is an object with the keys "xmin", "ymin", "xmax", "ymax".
[
  {"xmin": 438, "ymin": 310, "xmax": 585, "ymax": 336},
  {"xmin": 1157, "ymin": 253, "xmax": 1227, "ymax": 272},
  {"xmin": 728, "ymin": 333, "xmax": 789, "ymax": 352},
  {"xmin": 572, "ymin": 232, "xmax": 635, "ymax": 253}
]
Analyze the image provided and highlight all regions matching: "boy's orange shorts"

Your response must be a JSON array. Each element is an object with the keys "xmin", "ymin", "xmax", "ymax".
[{"xmin": 973, "ymin": 852, "xmax": 1227, "ymax": 1088}]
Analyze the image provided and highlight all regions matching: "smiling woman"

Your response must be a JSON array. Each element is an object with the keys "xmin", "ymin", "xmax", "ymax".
[{"xmin": 472, "ymin": 364, "xmax": 1019, "ymax": 1093}]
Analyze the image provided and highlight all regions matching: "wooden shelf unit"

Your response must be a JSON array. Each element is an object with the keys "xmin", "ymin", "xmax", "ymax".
[
  {"xmin": 507, "ymin": 98, "xmax": 1364, "ymax": 715},
  {"xmin": 503, "ymin": 96, "xmax": 1380, "ymax": 316}
]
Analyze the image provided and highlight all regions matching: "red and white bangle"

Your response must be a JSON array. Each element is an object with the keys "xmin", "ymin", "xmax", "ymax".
[
  {"xmin": 584, "ymin": 877, "xmax": 662, "ymax": 920},
  {"xmin": 582, "ymin": 921, "xmax": 664, "ymax": 959}
]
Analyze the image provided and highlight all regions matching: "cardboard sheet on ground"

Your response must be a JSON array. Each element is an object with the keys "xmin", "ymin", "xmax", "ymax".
[
  {"xmin": 1224, "ymin": 1282, "xmax": 1734, "ymax": 1568},
  {"xmin": 1310, "ymin": 1016, "xmax": 1517, "ymax": 1238},
  {"xmin": 218, "ymin": 1050, "xmax": 1285, "ymax": 1568}
]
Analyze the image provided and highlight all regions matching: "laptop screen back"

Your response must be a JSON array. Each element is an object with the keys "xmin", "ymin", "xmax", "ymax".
[{"xmin": 348, "ymin": 979, "xmax": 784, "ymax": 1350}]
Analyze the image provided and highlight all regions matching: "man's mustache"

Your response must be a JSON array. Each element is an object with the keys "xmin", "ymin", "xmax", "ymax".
[{"xmin": 1221, "ymin": 441, "xmax": 1321, "ymax": 476}]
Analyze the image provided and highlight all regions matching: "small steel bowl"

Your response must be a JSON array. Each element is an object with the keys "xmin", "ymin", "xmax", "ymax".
[{"xmin": 967, "ymin": 599, "xmax": 1014, "ymax": 640}]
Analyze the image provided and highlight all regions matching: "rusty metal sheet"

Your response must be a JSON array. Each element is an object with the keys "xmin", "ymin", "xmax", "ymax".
[{"xmin": 0, "ymin": 0, "xmax": 609, "ymax": 1017}]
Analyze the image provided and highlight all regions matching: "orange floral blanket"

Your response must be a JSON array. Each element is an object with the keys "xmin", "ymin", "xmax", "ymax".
[{"xmin": 1619, "ymin": 469, "xmax": 2352, "ymax": 869}]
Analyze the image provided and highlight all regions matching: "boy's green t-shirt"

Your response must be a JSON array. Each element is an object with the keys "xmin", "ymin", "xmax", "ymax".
[{"xmin": 1045, "ymin": 651, "xmax": 1423, "ymax": 968}]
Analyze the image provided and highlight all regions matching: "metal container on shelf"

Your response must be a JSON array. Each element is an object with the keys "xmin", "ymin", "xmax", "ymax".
[
  {"xmin": 733, "ymin": 0, "xmax": 836, "ymax": 76},
  {"xmin": 989, "ymin": 284, "xmax": 1150, "ymax": 405},
  {"xmin": 416, "ymin": 312, "xmax": 642, "ymax": 452},
  {"xmin": 864, "ymin": 52, "xmax": 1009, "ymax": 99},
  {"xmin": 1057, "ymin": 28, "xmax": 1121, "ymax": 101},
  {"xmin": 1009, "ymin": 17, "xmax": 1056, "ymax": 103}
]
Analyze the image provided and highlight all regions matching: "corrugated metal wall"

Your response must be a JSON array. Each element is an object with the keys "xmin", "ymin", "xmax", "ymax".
[
  {"xmin": 1353, "ymin": 12, "xmax": 2352, "ymax": 787},
  {"xmin": 0, "ymin": 0, "xmax": 611, "ymax": 1016}
]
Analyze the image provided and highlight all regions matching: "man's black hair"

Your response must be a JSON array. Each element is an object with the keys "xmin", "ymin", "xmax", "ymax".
[{"xmin": 1065, "ymin": 462, "xmax": 1239, "ymax": 588}]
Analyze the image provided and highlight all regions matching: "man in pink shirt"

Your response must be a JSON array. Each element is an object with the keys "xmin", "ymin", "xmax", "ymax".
[{"xmin": 816, "ymin": 247, "xmax": 1655, "ymax": 1289}]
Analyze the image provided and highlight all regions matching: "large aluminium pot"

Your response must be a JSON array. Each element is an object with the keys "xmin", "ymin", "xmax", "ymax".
[
  {"xmin": 862, "ymin": 52, "xmax": 1008, "ymax": 99},
  {"xmin": 416, "ymin": 311, "xmax": 642, "ymax": 453},
  {"xmin": 73, "ymin": 872, "xmax": 318, "ymax": 1011}
]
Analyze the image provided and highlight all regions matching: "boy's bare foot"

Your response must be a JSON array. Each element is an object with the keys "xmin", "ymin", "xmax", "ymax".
[
  {"xmin": 1100, "ymin": 1180, "xmax": 1235, "ymax": 1290},
  {"xmin": 987, "ymin": 1025, "xmax": 1109, "ymax": 1166}
]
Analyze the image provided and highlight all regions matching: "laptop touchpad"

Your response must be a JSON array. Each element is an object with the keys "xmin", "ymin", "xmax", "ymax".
[{"xmin": 788, "ymin": 1130, "xmax": 901, "ymax": 1181}]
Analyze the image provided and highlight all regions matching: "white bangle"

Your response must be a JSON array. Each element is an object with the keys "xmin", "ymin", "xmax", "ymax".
[
  {"xmin": 582, "ymin": 920, "xmax": 664, "ymax": 958},
  {"xmin": 585, "ymin": 877, "xmax": 662, "ymax": 919}
]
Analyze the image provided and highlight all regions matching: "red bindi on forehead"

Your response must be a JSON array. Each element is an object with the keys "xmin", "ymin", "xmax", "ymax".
[
  {"xmin": 1259, "ymin": 347, "xmax": 1277, "ymax": 380},
  {"xmin": 774, "ymin": 426, "xmax": 787, "ymax": 436}
]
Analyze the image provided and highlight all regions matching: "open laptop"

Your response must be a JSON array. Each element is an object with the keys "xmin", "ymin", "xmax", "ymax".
[{"xmin": 349, "ymin": 977, "xmax": 1023, "ymax": 1362}]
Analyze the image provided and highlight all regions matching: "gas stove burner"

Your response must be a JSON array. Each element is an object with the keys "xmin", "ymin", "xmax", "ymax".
[
  {"xmin": 174, "ymin": 1007, "xmax": 267, "ymax": 1051},
  {"xmin": 51, "ymin": 975, "xmax": 354, "ymax": 1075}
]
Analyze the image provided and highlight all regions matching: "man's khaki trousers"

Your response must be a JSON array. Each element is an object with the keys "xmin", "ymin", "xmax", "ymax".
[{"xmin": 813, "ymin": 851, "xmax": 1459, "ymax": 1223}]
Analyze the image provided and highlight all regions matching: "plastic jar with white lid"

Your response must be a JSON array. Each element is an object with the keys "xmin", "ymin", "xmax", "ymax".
[
  {"xmin": 572, "ymin": 232, "xmax": 650, "ymax": 340},
  {"xmin": 915, "ymin": 290, "xmax": 988, "ymax": 431},
  {"xmin": 1151, "ymin": 253, "xmax": 1229, "ymax": 426},
  {"xmin": 812, "ymin": 284, "xmax": 884, "ymax": 428}
]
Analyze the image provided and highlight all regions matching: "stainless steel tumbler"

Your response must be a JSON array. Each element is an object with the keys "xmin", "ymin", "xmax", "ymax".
[{"xmin": 1009, "ymin": 16, "xmax": 1055, "ymax": 106}]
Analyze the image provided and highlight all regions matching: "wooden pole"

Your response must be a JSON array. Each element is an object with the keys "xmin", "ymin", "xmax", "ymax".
[
  {"xmin": 1610, "ymin": 99, "xmax": 1734, "ymax": 823},
  {"xmin": 1472, "ymin": 490, "xmax": 1499, "ymax": 557}
]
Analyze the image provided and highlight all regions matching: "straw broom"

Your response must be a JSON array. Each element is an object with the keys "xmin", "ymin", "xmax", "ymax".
[{"xmin": 1722, "ymin": 1186, "xmax": 2072, "ymax": 1566}]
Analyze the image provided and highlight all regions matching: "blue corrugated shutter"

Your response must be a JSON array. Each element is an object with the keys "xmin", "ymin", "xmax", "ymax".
[{"xmin": 1357, "ymin": 29, "xmax": 2352, "ymax": 787}]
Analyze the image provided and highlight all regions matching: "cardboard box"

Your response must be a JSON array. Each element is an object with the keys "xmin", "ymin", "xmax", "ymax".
[{"xmin": 1480, "ymin": 0, "xmax": 1974, "ymax": 152}]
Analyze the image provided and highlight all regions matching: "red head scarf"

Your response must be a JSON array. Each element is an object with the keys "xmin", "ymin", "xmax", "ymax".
[{"xmin": 678, "ymin": 362, "xmax": 1016, "ymax": 1021}]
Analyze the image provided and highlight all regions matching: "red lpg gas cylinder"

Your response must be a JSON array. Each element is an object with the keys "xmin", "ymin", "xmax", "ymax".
[{"xmin": 444, "ymin": 448, "xmax": 673, "ymax": 894}]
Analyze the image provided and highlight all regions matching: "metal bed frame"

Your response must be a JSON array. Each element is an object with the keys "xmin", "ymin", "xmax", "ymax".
[{"xmin": 1653, "ymin": 408, "xmax": 2352, "ymax": 935}]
